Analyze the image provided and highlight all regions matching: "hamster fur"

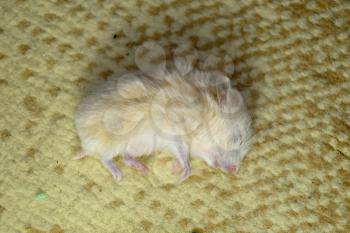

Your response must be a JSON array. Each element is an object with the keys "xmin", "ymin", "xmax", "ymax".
[{"xmin": 74, "ymin": 64, "xmax": 251, "ymax": 182}]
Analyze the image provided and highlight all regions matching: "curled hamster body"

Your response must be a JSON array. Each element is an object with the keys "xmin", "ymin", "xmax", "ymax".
[{"xmin": 74, "ymin": 64, "xmax": 251, "ymax": 182}]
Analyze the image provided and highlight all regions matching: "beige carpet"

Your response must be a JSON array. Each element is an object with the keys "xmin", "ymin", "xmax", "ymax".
[{"xmin": 0, "ymin": 0, "xmax": 349, "ymax": 232}]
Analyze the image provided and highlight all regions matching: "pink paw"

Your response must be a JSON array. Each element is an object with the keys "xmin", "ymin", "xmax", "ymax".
[
  {"xmin": 130, "ymin": 162, "xmax": 149, "ymax": 176},
  {"xmin": 171, "ymin": 160, "xmax": 191, "ymax": 181},
  {"xmin": 138, "ymin": 164, "xmax": 149, "ymax": 176},
  {"xmin": 124, "ymin": 156, "xmax": 149, "ymax": 176},
  {"xmin": 172, "ymin": 160, "xmax": 182, "ymax": 173}
]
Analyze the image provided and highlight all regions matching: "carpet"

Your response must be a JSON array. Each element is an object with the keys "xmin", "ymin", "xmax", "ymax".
[{"xmin": 0, "ymin": 0, "xmax": 349, "ymax": 232}]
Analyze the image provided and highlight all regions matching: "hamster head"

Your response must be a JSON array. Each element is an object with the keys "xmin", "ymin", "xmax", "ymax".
[
  {"xmin": 210, "ymin": 110, "xmax": 251, "ymax": 173},
  {"xmin": 192, "ymin": 83, "xmax": 251, "ymax": 173}
]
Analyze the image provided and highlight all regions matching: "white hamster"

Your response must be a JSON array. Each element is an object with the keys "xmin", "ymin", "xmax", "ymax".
[{"xmin": 74, "ymin": 63, "xmax": 251, "ymax": 182}]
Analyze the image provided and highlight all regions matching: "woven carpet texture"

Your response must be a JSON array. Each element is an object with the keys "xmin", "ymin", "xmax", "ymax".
[{"xmin": 0, "ymin": 0, "xmax": 349, "ymax": 232}]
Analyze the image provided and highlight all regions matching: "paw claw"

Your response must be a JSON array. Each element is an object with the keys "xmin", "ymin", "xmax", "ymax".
[
  {"xmin": 112, "ymin": 172, "xmax": 123, "ymax": 182},
  {"xmin": 101, "ymin": 158, "xmax": 123, "ymax": 183},
  {"xmin": 72, "ymin": 151, "xmax": 86, "ymax": 160}
]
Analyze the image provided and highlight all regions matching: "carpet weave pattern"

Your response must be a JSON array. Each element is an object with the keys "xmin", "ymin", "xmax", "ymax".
[{"xmin": 0, "ymin": 0, "xmax": 349, "ymax": 232}]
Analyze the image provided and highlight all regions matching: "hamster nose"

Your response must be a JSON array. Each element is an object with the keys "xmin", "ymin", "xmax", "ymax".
[{"xmin": 225, "ymin": 164, "xmax": 237, "ymax": 173}]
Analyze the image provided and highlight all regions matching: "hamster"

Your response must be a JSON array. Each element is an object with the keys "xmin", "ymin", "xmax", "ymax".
[{"xmin": 74, "ymin": 61, "xmax": 251, "ymax": 182}]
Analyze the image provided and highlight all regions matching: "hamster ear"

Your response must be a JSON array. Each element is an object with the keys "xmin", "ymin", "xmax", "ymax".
[
  {"xmin": 202, "ymin": 54, "xmax": 220, "ymax": 71},
  {"xmin": 212, "ymin": 73, "xmax": 232, "ymax": 104},
  {"xmin": 117, "ymin": 73, "xmax": 148, "ymax": 99},
  {"xmin": 214, "ymin": 73, "xmax": 231, "ymax": 91},
  {"xmin": 220, "ymin": 88, "xmax": 243, "ymax": 112},
  {"xmin": 135, "ymin": 41, "xmax": 167, "ymax": 78},
  {"xmin": 174, "ymin": 43, "xmax": 198, "ymax": 76}
]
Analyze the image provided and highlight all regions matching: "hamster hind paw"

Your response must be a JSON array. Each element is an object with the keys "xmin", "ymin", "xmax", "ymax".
[
  {"xmin": 124, "ymin": 155, "xmax": 149, "ymax": 176},
  {"xmin": 101, "ymin": 157, "xmax": 123, "ymax": 182}
]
